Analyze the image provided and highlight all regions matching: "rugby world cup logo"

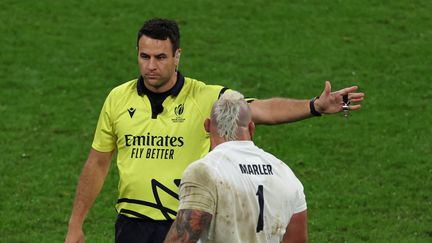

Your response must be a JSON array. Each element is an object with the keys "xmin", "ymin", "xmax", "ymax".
[
  {"xmin": 172, "ymin": 104, "xmax": 185, "ymax": 123},
  {"xmin": 174, "ymin": 104, "xmax": 184, "ymax": 116}
]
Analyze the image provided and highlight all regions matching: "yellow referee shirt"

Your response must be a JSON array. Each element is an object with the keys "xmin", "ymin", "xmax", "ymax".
[{"xmin": 92, "ymin": 73, "xmax": 226, "ymax": 220}]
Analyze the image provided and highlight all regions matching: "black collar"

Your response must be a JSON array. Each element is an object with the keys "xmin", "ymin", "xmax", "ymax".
[{"xmin": 137, "ymin": 71, "xmax": 185, "ymax": 97}]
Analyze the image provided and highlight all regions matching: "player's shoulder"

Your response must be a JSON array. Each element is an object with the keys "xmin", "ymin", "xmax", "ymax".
[
  {"xmin": 182, "ymin": 158, "xmax": 215, "ymax": 183},
  {"xmin": 255, "ymin": 146, "xmax": 297, "ymax": 174},
  {"xmin": 186, "ymin": 149, "xmax": 226, "ymax": 173}
]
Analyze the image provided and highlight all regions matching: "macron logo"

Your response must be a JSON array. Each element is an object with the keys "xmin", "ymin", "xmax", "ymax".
[{"xmin": 128, "ymin": 107, "xmax": 136, "ymax": 118}]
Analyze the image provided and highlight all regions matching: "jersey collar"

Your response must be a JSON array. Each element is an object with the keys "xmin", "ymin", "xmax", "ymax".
[
  {"xmin": 214, "ymin": 140, "xmax": 255, "ymax": 150},
  {"xmin": 137, "ymin": 71, "xmax": 185, "ymax": 97}
]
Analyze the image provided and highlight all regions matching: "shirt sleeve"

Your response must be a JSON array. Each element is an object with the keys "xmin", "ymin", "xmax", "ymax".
[
  {"xmin": 92, "ymin": 92, "xmax": 117, "ymax": 152},
  {"xmin": 178, "ymin": 161, "xmax": 217, "ymax": 215},
  {"xmin": 293, "ymin": 178, "xmax": 307, "ymax": 214}
]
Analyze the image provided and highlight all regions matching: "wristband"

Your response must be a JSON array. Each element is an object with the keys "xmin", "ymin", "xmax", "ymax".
[{"xmin": 309, "ymin": 97, "xmax": 322, "ymax": 116}]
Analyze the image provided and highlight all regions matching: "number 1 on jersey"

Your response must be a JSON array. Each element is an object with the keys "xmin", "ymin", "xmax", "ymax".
[{"xmin": 256, "ymin": 185, "xmax": 264, "ymax": 232}]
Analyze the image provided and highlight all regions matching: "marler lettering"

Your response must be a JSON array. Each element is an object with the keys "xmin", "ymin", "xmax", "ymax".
[{"xmin": 239, "ymin": 163, "xmax": 273, "ymax": 175}]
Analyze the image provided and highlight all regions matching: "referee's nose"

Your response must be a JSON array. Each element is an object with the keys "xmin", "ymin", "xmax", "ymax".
[{"xmin": 148, "ymin": 57, "xmax": 157, "ymax": 70}]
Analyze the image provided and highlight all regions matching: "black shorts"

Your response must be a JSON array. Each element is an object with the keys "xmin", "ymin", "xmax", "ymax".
[{"xmin": 115, "ymin": 214, "xmax": 174, "ymax": 243}]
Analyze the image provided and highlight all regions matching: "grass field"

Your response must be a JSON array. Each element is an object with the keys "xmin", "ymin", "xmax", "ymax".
[{"xmin": 1, "ymin": 0, "xmax": 431, "ymax": 242}]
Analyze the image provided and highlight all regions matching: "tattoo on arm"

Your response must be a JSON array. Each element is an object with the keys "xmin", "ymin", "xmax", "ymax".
[{"xmin": 166, "ymin": 209, "xmax": 212, "ymax": 242}]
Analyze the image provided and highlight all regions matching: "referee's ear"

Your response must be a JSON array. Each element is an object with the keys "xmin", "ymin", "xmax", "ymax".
[
  {"xmin": 174, "ymin": 49, "xmax": 182, "ymax": 70},
  {"xmin": 175, "ymin": 49, "xmax": 181, "ymax": 59}
]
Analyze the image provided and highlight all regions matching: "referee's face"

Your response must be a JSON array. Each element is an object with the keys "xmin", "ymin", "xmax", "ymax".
[{"xmin": 137, "ymin": 35, "xmax": 180, "ymax": 93}]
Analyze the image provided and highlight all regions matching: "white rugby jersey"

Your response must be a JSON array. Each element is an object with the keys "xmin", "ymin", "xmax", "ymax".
[{"xmin": 178, "ymin": 141, "xmax": 307, "ymax": 243}]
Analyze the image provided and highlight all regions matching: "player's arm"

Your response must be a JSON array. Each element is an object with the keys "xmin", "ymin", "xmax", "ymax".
[
  {"xmin": 249, "ymin": 81, "xmax": 364, "ymax": 124},
  {"xmin": 282, "ymin": 210, "xmax": 308, "ymax": 243},
  {"xmin": 65, "ymin": 148, "xmax": 113, "ymax": 243},
  {"xmin": 164, "ymin": 209, "xmax": 212, "ymax": 243}
]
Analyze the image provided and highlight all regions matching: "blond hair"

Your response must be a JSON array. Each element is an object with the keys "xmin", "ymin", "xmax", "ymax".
[{"xmin": 211, "ymin": 91, "xmax": 250, "ymax": 141}]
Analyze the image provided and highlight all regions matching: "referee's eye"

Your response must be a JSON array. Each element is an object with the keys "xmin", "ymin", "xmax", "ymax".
[
  {"xmin": 140, "ymin": 53, "xmax": 150, "ymax": 60},
  {"xmin": 155, "ymin": 54, "xmax": 167, "ymax": 60}
]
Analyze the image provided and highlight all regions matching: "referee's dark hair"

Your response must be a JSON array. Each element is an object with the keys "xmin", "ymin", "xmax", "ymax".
[{"xmin": 137, "ymin": 18, "xmax": 180, "ymax": 56}]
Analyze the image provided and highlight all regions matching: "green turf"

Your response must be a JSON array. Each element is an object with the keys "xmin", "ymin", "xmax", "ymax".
[{"xmin": 1, "ymin": 0, "xmax": 431, "ymax": 242}]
